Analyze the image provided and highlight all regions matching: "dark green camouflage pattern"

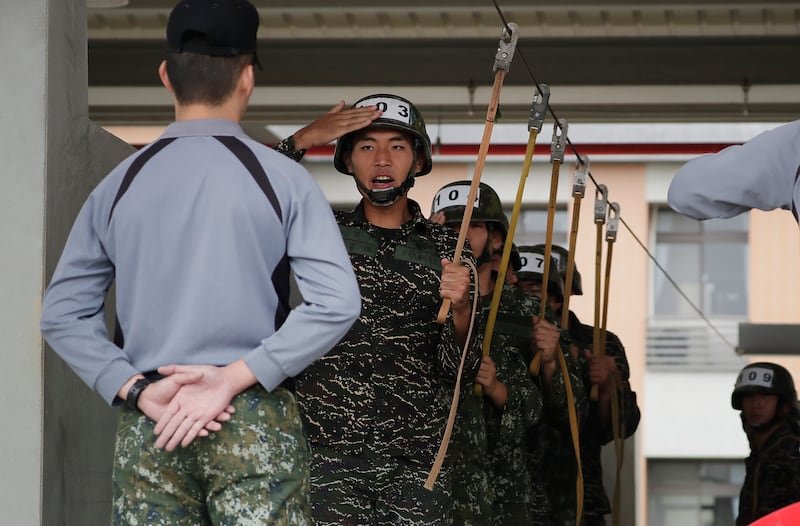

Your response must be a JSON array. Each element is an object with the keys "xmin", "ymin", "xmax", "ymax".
[
  {"xmin": 484, "ymin": 284, "xmax": 545, "ymax": 524},
  {"xmin": 310, "ymin": 445, "xmax": 453, "ymax": 525},
  {"xmin": 447, "ymin": 390, "xmax": 494, "ymax": 526},
  {"xmin": 539, "ymin": 310, "xmax": 639, "ymax": 525},
  {"xmin": 295, "ymin": 199, "xmax": 482, "ymax": 521},
  {"xmin": 738, "ymin": 422, "xmax": 800, "ymax": 525},
  {"xmin": 112, "ymin": 386, "xmax": 310, "ymax": 526}
]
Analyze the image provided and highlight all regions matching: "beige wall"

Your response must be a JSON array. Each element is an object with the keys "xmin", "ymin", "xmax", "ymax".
[{"xmin": 748, "ymin": 209, "xmax": 800, "ymax": 381}]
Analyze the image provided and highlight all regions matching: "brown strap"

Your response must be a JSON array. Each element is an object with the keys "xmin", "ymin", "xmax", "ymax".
[
  {"xmin": 425, "ymin": 259, "xmax": 480, "ymax": 490},
  {"xmin": 437, "ymin": 69, "xmax": 507, "ymax": 323}
]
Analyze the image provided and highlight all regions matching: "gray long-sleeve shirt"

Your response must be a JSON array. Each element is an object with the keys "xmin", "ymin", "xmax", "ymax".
[
  {"xmin": 40, "ymin": 119, "xmax": 360, "ymax": 404},
  {"xmin": 668, "ymin": 120, "xmax": 800, "ymax": 221}
]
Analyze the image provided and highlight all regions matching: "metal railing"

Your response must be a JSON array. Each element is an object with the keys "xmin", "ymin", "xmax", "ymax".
[{"xmin": 647, "ymin": 319, "xmax": 745, "ymax": 370}]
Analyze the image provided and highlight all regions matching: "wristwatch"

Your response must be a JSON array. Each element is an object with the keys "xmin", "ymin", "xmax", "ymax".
[
  {"xmin": 274, "ymin": 135, "xmax": 307, "ymax": 162},
  {"xmin": 125, "ymin": 378, "xmax": 151, "ymax": 412}
]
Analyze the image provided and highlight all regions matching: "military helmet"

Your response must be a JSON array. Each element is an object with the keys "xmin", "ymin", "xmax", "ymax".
[
  {"xmin": 333, "ymin": 93, "xmax": 432, "ymax": 176},
  {"xmin": 533, "ymin": 243, "xmax": 583, "ymax": 296},
  {"xmin": 517, "ymin": 245, "xmax": 564, "ymax": 300},
  {"xmin": 732, "ymin": 362, "xmax": 798, "ymax": 410},
  {"xmin": 509, "ymin": 243, "xmax": 522, "ymax": 272},
  {"xmin": 431, "ymin": 181, "xmax": 509, "ymax": 235}
]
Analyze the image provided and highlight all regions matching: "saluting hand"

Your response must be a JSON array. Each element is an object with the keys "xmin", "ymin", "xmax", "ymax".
[{"xmin": 292, "ymin": 101, "xmax": 382, "ymax": 150}]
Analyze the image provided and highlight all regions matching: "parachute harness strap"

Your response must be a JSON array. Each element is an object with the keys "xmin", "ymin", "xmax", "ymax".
[
  {"xmin": 602, "ymin": 202, "xmax": 625, "ymax": 526},
  {"xmin": 476, "ymin": 85, "xmax": 549, "ymax": 397},
  {"xmin": 529, "ymin": 118, "xmax": 569, "ymax": 376},
  {"xmin": 427, "ymin": 22, "xmax": 518, "ymax": 489},
  {"xmin": 590, "ymin": 185, "xmax": 608, "ymax": 402},
  {"xmin": 425, "ymin": 258, "xmax": 480, "ymax": 490},
  {"xmin": 437, "ymin": 22, "xmax": 518, "ymax": 323},
  {"xmin": 560, "ymin": 156, "xmax": 589, "ymax": 329}
]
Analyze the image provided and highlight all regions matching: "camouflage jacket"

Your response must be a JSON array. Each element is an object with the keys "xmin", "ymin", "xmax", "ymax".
[
  {"xmin": 484, "ymin": 285, "xmax": 546, "ymax": 524},
  {"xmin": 738, "ymin": 421, "xmax": 800, "ymax": 525},
  {"xmin": 295, "ymin": 199, "xmax": 482, "ymax": 466},
  {"xmin": 548, "ymin": 311, "xmax": 640, "ymax": 524},
  {"xmin": 492, "ymin": 287, "xmax": 586, "ymax": 524}
]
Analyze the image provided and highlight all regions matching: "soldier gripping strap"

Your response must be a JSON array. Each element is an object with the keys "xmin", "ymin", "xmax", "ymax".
[{"xmin": 436, "ymin": 22, "xmax": 517, "ymax": 323}]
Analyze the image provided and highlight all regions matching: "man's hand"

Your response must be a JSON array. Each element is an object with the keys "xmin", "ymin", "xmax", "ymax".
[
  {"xmin": 292, "ymin": 101, "xmax": 382, "ymax": 150},
  {"xmin": 533, "ymin": 316, "xmax": 560, "ymax": 381},
  {"xmin": 476, "ymin": 356, "xmax": 507, "ymax": 408},
  {"xmin": 153, "ymin": 365, "xmax": 239, "ymax": 452},
  {"xmin": 429, "ymin": 211, "xmax": 446, "ymax": 225},
  {"xmin": 440, "ymin": 258, "xmax": 471, "ymax": 313},
  {"xmin": 584, "ymin": 349, "xmax": 617, "ymax": 395}
]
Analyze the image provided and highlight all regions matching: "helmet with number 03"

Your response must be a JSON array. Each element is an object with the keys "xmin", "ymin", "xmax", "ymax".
[
  {"xmin": 517, "ymin": 245, "xmax": 564, "ymax": 301},
  {"xmin": 333, "ymin": 93, "xmax": 432, "ymax": 177},
  {"xmin": 431, "ymin": 181, "xmax": 509, "ymax": 235},
  {"xmin": 533, "ymin": 243, "xmax": 583, "ymax": 296},
  {"xmin": 731, "ymin": 362, "xmax": 798, "ymax": 410}
]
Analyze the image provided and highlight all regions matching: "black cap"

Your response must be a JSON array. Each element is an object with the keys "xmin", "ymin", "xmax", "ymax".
[{"xmin": 167, "ymin": 0, "xmax": 261, "ymax": 68}]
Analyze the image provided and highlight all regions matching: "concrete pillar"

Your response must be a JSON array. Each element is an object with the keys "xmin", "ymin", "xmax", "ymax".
[{"xmin": 0, "ymin": 1, "xmax": 134, "ymax": 523}]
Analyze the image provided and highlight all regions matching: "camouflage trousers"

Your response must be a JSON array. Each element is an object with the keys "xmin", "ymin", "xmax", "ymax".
[
  {"xmin": 309, "ymin": 445, "xmax": 453, "ymax": 525},
  {"xmin": 112, "ymin": 386, "xmax": 311, "ymax": 526}
]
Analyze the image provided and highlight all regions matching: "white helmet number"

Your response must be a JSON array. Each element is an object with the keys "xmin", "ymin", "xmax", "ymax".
[
  {"xmin": 432, "ymin": 185, "xmax": 481, "ymax": 213},
  {"xmin": 737, "ymin": 367, "xmax": 774, "ymax": 389},
  {"xmin": 519, "ymin": 252, "xmax": 546, "ymax": 274},
  {"xmin": 356, "ymin": 97, "xmax": 412, "ymax": 125}
]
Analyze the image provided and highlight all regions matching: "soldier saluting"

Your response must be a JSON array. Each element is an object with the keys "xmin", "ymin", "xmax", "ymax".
[{"xmin": 293, "ymin": 94, "xmax": 482, "ymax": 525}]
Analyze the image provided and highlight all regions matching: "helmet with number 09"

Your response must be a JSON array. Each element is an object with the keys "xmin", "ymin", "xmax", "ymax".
[
  {"xmin": 334, "ymin": 93, "xmax": 432, "ymax": 177},
  {"xmin": 731, "ymin": 362, "xmax": 797, "ymax": 411}
]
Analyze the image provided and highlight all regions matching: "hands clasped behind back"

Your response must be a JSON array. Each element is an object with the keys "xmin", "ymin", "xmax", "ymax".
[{"xmin": 137, "ymin": 364, "xmax": 237, "ymax": 452}]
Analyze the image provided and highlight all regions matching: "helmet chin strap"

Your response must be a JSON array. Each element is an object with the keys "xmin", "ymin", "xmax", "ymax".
[{"xmin": 354, "ymin": 172, "xmax": 416, "ymax": 207}]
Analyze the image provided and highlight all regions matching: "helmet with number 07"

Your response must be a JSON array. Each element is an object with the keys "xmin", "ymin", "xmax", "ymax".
[
  {"xmin": 333, "ymin": 93, "xmax": 432, "ymax": 177},
  {"xmin": 533, "ymin": 243, "xmax": 583, "ymax": 296},
  {"xmin": 517, "ymin": 245, "xmax": 564, "ymax": 301},
  {"xmin": 731, "ymin": 362, "xmax": 797, "ymax": 410}
]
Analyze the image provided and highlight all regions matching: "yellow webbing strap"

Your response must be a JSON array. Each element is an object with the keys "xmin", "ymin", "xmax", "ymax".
[
  {"xmin": 590, "ymin": 185, "xmax": 608, "ymax": 402},
  {"xmin": 561, "ymin": 156, "xmax": 588, "ymax": 329},
  {"xmin": 529, "ymin": 118, "xmax": 568, "ymax": 376},
  {"xmin": 476, "ymin": 86, "xmax": 548, "ymax": 395}
]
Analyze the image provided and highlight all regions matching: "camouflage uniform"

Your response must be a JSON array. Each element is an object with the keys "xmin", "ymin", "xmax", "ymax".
[
  {"xmin": 112, "ymin": 386, "xmax": 310, "ymax": 526},
  {"xmin": 444, "ymin": 390, "xmax": 493, "ymax": 526},
  {"xmin": 484, "ymin": 285, "xmax": 545, "ymax": 525},
  {"xmin": 737, "ymin": 421, "xmax": 800, "ymax": 525},
  {"xmin": 542, "ymin": 310, "xmax": 639, "ymax": 526},
  {"xmin": 446, "ymin": 284, "xmax": 546, "ymax": 526},
  {"xmin": 295, "ymin": 200, "xmax": 482, "ymax": 525},
  {"xmin": 523, "ymin": 313, "xmax": 589, "ymax": 526}
]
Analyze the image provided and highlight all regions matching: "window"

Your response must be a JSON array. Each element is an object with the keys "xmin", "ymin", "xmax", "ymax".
[
  {"xmin": 506, "ymin": 206, "xmax": 568, "ymax": 247},
  {"xmin": 648, "ymin": 460, "xmax": 744, "ymax": 526},
  {"xmin": 652, "ymin": 208, "xmax": 748, "ymax": 318}
]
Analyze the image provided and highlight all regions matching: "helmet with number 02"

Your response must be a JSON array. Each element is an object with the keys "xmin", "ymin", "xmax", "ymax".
[
  {"xmin": 333, "ymin": 93, "xmax": 432, "ymax": 177},
  {"xmin": 533, "ymin": 243, "xmax": 583, "ymax": 296},
  {"xmin": 431, "ymin": 181, "xmax": 509, "ymax": 235},
  {"xmin": 517, "ymin": 245, "xmax": 564, "ymax": 300},
  {"xmin": 731, "ymin": 362, "xmax": 798, "ymax": 410}
]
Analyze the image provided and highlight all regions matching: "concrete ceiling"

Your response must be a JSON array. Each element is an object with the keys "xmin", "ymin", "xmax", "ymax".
[{"xmin": 87, "ymin": 0, "xmax": 800, "ymax": 138}]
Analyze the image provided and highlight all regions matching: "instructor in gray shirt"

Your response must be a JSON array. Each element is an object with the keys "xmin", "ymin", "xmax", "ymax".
[
  {"xmin": 39, "ymin": 1, "xmax": 360, "ymax": 524},
  {"xmin": 668, "ymin": 120, "xmax": 800, "ymax": 222}
]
